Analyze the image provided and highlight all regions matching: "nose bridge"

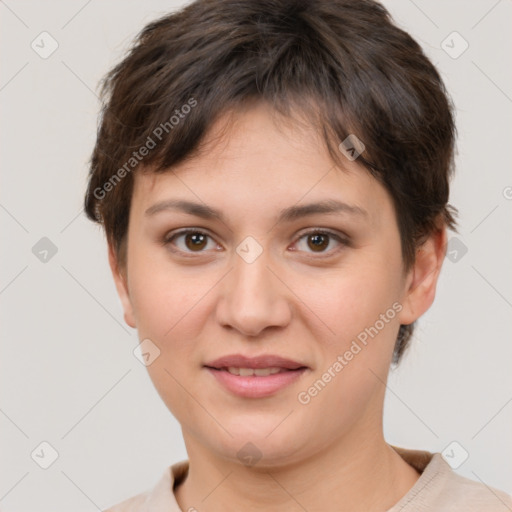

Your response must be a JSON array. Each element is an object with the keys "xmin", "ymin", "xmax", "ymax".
[{"xmin": 216, "ymin": 239, "xmax": 290, "ymax": 336}]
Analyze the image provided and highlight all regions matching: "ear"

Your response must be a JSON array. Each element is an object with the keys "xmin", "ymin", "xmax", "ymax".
[
  {"xmin": 108, "ymin": 242, "xmax": 137, "ymax": 329},
  {"xmin": 398, "ymin": 227, "xmax": 447, "ymax": 326}
]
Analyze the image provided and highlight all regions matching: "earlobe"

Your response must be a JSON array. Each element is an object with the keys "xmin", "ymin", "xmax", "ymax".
[
  {"xmin": 108, "ymin": 243, "xmax": 137, "ymax": 329},
  {"xmin": 398, "ymin": 227, "xmax": 447, "ymax": 326}
]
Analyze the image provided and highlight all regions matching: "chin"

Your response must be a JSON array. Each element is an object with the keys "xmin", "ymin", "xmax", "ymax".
[{"xmin": 206, "ymin": 426, "xmax": 307, "ymax": 468}]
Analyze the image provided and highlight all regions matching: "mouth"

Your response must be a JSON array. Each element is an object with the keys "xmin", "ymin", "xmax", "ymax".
[
  {"xmin": 204, "ymin": 353, "xmax": 307, "ymax": 371},
  {"xmin": 209, "ymin": 366, "xmax": 302, "ymax": 376},
  {"xmin": 203, "ymin": 354, "xmax": 309, "ymax": 398}
]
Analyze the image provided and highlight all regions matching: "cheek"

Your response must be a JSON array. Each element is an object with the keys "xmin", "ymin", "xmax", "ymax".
[
  {"xmin": 127, "ymin": 245, "xmax": 210, "ymax": 341},
  {"xmin": 301, "ymin": 258, "xmax": 402, "ymax": 342},
  {"xmin": 126, "ymin": 249, "xmax": 212, "ymax": 415},
  {"xmin": 294, "ymin": 266, "xmax": 400, "ymax": 436}
]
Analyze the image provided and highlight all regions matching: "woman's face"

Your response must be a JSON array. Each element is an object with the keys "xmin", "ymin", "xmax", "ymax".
[{"xmin": 112, "ymin": 102, "xmax": 434, "ymax": 467}]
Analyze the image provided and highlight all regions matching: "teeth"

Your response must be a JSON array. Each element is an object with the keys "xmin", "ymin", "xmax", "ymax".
[
  {"xmin": 254, "ymin": 368, "xmax": 273, "ymax": 376},
  {"xmin": 226, "ymin": 367, "xmax": 283, "ymax": 376}
]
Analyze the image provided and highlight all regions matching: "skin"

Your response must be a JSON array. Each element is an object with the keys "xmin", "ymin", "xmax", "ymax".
[{"xmin": 109, "ymin": 101, "xmax": 447, "ymax": 511}]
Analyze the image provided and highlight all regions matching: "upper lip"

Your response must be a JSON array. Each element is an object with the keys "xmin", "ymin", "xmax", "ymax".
[{"xmin": 204, "ymin": 354, "xmax": 307, "ymax": 370}]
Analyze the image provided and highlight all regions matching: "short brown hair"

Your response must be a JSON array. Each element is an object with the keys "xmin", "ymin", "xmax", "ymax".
[{"xmin": 84, "ymin": 0, "xmax": 458, "ymax": 365}]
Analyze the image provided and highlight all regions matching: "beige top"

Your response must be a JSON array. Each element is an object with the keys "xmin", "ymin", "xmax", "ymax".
[{"xmin": 103, "ymin": 445, "xmax": 512, "ymax": 511}]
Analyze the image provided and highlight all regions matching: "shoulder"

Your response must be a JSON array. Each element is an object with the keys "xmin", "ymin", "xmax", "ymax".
[
  {"xmin": 101, "ymin": 462, "xmax": 188, "ymax": 512},
  {"xmin": 434, "ymin": 467, "xmax": 512, "ymax": 511},
  {"xmin": 103, "ymin": 490, "xmax": 150, "ymax": 512},
  {"xmin": 390, "ymin": 447, "xmax": 512, "ymax": 512}
]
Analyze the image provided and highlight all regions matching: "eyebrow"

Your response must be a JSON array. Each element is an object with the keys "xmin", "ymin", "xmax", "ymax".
[{"xmin": 144, "ymin": 198, "xmax": 368, "ymax": 223}]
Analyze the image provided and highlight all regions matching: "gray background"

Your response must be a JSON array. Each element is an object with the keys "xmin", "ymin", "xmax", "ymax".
[{"xmin": 1, "ymin": 1, "xmax": 511, "ymax": 510}]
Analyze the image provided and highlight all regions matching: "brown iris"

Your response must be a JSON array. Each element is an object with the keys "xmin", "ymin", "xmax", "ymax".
[
  {"xmin": 185, "ymin": 232, "xmax": 208, "ymax": 251},
  {"xmin": 307, "ymin": 233, "xmax": 329, "ymax": 252}
]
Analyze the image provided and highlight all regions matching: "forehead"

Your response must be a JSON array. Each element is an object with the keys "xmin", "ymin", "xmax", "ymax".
[{"xmin": 132, "ymin": 102, "xmax": 394, "ymax": 227}]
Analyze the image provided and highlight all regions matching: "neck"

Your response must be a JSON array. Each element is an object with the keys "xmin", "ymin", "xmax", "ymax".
[{"xmin": 174, "ymin": 424, "xmax": 420, "ymax": 511}]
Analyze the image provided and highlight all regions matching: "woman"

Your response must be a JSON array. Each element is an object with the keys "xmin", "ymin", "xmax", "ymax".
[{"xmin": 84, "ymin": 0, "xmax": 512, "ymax": 510}]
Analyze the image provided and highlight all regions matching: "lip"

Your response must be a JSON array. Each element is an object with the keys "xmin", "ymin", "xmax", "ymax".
[
  {"xmin": 203, "ymin": 354, "xmax": 309, "ymax": 398},
  {"xmin": 205, "ymin": 367, "xmax": 308, "ymax": 398}
]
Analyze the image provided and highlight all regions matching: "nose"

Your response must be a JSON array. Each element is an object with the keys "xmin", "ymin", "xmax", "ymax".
[{"xmin": 215, "ymin": 246, "xmax": 292, "ymax": 338}]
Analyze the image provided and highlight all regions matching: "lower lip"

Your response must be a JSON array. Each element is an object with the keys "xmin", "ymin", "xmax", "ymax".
[{"xmin": 205, "ymin": 367, "xmax": 308, "ymax": 398}]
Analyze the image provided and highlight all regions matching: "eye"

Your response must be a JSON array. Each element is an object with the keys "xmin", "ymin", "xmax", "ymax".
[
  {"xmin": 163, "ymin": 228, "xmax": 349, "ymax": 257},
  {"xmin": 293, "ymin": 229, "xmax": 348, "ymax": 255},
  {"xmin": 164, "ymin": 228, "xmax": 220, "ymax": 254}
]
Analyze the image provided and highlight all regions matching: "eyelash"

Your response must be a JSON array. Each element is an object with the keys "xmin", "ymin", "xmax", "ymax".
[{"xmin": 162, "ymin": 227, "xmax": 350, "ymax": 258}]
